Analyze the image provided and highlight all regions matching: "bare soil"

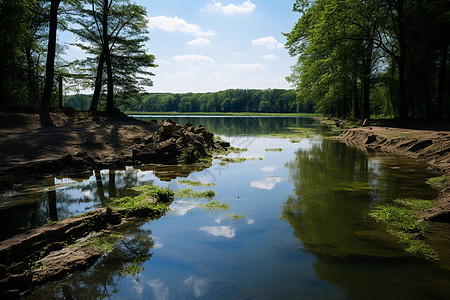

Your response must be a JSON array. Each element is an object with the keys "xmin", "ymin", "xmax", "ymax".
[
  {"xmin": 0, "ymin": 109, "xmax": 228, "ymax": 191},
  {"xmin": 339, "ymin": 125, "xmax": 450, "ymax": 222}
]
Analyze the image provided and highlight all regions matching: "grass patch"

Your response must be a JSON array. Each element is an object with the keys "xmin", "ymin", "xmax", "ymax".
[
  {"xmin": 175, "ymin": 188, "xmax": 215, "ymax": 198},
  {"xmin": 370, "ymin": 198, "xmax": 439, "ymax": 261},
  {"xmin": 109, "ymin": 184, "xmax": 174, "ymax": 217},
  {"xmin": 265, "ymin": 148, "xmax": 283, "ymax": 152},
  {"xmin": 199, "ymin": 200, "xmax": 231, "ymax": 211},
  {"xmin": 393, "ymin": 198, "xmax": 434, "ymax": 211},
  {"xmin": 81, "ymin": 233, "xmax": 124, "ymax": 253},
  {"xmin": 176, "ymin": 180, "xmax": 216, "ymax": 187},
  {"xmin": 426, "ymin": 175, "xmax": 447, "ymax": 190}
]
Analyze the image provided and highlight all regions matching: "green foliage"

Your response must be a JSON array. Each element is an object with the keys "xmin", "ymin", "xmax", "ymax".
[
  {"xmin": 67, "ymin": 0, "xmax": 156, "ymax": 110},
  {"xmin": 119, "ymin": 89, "xmax": 305, "ymax": 114},
  {"xmin": 286, "ymin": 0, "xmax": 450, "ymax": 120},
  {"xmin": 426, "ymin": 176, "xmax": 447, "ymax": 191},
  {"xmin": 122, "ymin": 257, "xmax": 144, "ymax": 276},
  {"xmin": 198, "ymin": 200, "xmax": 231, "ymax": 211},
  {"xmin": 370, "ymin": 198, "xmax": 439, "ymax": 261},
  {"xmin": 174, "ymin": 188, "xmax": 215, "ymax": 199}
]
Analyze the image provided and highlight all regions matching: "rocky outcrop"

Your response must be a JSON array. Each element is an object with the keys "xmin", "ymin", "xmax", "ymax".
[
  {"xmin": 0, "ymin": 208, "xmax": 121, "ymax": 298},
  {"xmin": 133, "ymin": 119, "xmax": 230, "ymax": 164},
  {"xmin": 339, "ymin": 127, "xmax": 450, "ymax": 223}
]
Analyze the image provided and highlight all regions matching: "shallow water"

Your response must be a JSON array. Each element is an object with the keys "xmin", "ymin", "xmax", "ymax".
[{"xmin": 2, "ymin": 116, "xmax": 449, "ymax": 299}]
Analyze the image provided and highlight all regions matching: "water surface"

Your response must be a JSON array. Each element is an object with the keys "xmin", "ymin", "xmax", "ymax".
[{"xmin": 2, "ymin": 116, "xmax": 448, "ymax": 299}]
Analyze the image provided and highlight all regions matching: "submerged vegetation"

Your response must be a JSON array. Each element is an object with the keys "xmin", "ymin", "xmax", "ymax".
[
  {"xmin": 199, "ymin": 200, "xmax": 231, "ymax": 211},
  {"xmin": 224, "ymin": 214, "xmax": 246, "ymax": 221},
  {"xmin": 265, "ymin": 148, "xmax": 283, "ymax": 152},
  {"xmin": 426, "ymin": 176, "xmax": 447, "ymax": 191},
  {"xmin": 176, "ymin": 180, "xmax": 216, "ymax": 187},
  {"xmin": 174, "ymin": 188, "xmax": 215, "ymax": 198},
  {"xmin": 370, "ymin": 198, "xmax": 439, "ymax": 260}
]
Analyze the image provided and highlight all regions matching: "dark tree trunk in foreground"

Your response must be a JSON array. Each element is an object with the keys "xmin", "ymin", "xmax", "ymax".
[
  {"xmin": 90, "ymin": 52, "xmax": 105, "ymax": 112},
  {"xmin": 41, "ymin": 0, "xmax": 61, "ymax": 110}
]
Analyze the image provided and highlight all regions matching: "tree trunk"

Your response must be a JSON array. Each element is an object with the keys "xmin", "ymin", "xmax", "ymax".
[
  {"xmin": 397, "ymin": 0, "xmax": 408, "ymax": 121},
  {"xmin": 90, "ymin": 51, "xmax": 105, "ymax": 111},
  {"xmin": 437, "ymin": 44, "xmax": 447, "ymax": 120},
  {"xmin": 102, "ymin": 0, "xmax": 114, "ymax": 112},
  {"xmin": 105, "ymin": 50, "xmax": 114, "ymax": 112},
  {"xmin": 353, "ymin": 79, "xmax": 361, "ymax": 119},
  {"xmin": 58, "ymin": 75, "xmax": 63, "ymax": 109},
  {"xmin": 25, "ymin": 47, "xmax": 38, "ymax": 107},
  {"xmin": 41, "ymin": 0, "xmax": 61, "ymax": 110}
]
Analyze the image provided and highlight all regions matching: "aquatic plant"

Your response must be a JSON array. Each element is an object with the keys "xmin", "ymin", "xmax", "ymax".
[
  {"xmin": 199, "ymin": 200, "xmax": 231, "ymax": 211},
  {"xmin": 174, "ymin": 188, "xmax": 215, "ymax": 198},
  {"xmin": 176, "ymin": 180, "xmax": 216, "ymax": 187},
  {"xmin": 426, "ymin": 175, "xmax": 447, "ymax": 191},
  {"xmin": 265, "ymin": 148, "xmax": 283, "ymax": 152},
  {"xmin": 370, "ymin": 198, "xmax": 439, "ymax": 261},
  {"xmin": 224, "ymin": 214, "xmax": 246, "ymax": 221},
  {"xmin": 109, "ymin": 184, "xmax": 174, "ymax": 217}
]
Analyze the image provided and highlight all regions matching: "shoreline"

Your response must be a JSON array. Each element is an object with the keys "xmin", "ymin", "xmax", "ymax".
[
  {"xmin": 0, "ymin": 110, "xmax": 229, "ymax": 193},
  {"xmin": 338, "ymin": 126, "xmax": 450, "ymax": 222}
]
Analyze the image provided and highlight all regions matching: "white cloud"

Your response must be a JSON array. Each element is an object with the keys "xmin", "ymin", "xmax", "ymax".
[
  {"xmin": 183, "ymin": 276, "xmax": 210, "ymax": 297},
  {"xmin": 224, "ymin": 63, "xmax": 266, "ymax": 70},
  {"xmin": 173, "ymin": 54, "xmax": 215, "ymax": 64},
  {"xmin": 262, "ymin": 54, "xmax": 280, "ymax": 60},
  {"xmin": 187, "ymin": 38, "xmax": 211, "ymax": 47},
  {"xmin": 170, "ymin": 200, "xmax": 199, "ymax": 216},
  {"xmin": 205, "ymin": 0, "xmax": 255, "ymax": 15},
  {"xmin": 199, "ymin": 226, "xmax": 236, "ymax": 238},
  {"xmin": 251, "ymin": 176, "xmax": 284, "ymax": 190},
  {"xmin": 148, "ymin": 16, "xmax": 215, "ymax": 37},
  {"xmin": 252, "ymin": 36, "xmax": 283, "ymax": 49},
  {"xmin": 147, "ymin": 279, "xmax": 170, "ymax": 300},
  {"xmin": 261, "ymin": 166, "xmax": 277, "ymax": 172},
  {"xmin": 247, "ymin": 219, "xmax": 255, "ymax": 224}
]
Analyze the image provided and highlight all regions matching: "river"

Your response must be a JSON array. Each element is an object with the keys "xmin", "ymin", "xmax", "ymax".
[{"xmin": 2, "ymin": 116, "xmax": 448, "ymax": 299}]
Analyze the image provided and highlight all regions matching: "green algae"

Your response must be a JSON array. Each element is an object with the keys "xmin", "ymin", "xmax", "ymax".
[
  {"xmin": 198, "ymin": 200, "xmax": 231, "ymax": 211},
  {"xmin": 174, "ymin": 188, "xmax": 215, "ymax": 198},
  {"xmin": 370, "ymin": 198, "xmax": 439, "ymax": 261}
]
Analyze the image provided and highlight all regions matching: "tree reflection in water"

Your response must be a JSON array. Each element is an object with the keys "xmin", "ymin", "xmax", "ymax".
[
  {"xmin": 31, "ymin": 220, "xmax": 155, "ymax": 299},
  {"xmin": 283, "ymin": 139, "xmax": 448, "ymax": 299}
]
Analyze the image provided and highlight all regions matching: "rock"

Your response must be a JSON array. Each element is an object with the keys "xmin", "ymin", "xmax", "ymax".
[
  {"xmin": 0, "ymin": 207, "xmax": 122, "ymax": 298},
  {"xmin": 32, "ymin": 246, "xmax": 102, "ymax": 286}
]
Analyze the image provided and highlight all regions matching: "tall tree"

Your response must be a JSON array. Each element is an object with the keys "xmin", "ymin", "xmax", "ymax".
[
  {"xmin": 70, "ymin": 0, "xmax": 156, "ymax": 112},
  {"xmin": 41, "ymin": 0, "xmax": 61, "ymax": 110}
]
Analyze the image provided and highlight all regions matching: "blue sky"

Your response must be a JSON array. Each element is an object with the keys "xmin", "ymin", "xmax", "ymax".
[{"xmin": 65, "ymin": 0, "xmax": 300, "ymax": 93}]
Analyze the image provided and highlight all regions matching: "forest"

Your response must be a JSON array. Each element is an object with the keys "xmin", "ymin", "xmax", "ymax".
[
  {"xmin": 65, "ymin": 89, "xmax": 302, "ymax": 113},
  {"xmin": 285, "ymin": 0, "xmax": 449, "ymax": 120},
  {"xmin": 0, "ymin": 0, "xmax": 155, "ymax": 112},
  {"xmin": 1, "ymin": 0, "xmax": 449, "ymax": 120}
]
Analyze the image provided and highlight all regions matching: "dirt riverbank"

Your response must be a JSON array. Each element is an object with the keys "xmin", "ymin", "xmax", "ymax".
[
  {"xmin": 0, "ymin": 109, "xmax": 229, "ymax": 192},
  {"xmin": 338, "ymin": 126, "xmax": 450, "ymax": 222}
]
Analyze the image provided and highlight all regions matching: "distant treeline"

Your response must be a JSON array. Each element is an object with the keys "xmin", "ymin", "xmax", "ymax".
[{"xmin": 65, "ymin": 89, "xmax": 312, "ymax": 113}]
